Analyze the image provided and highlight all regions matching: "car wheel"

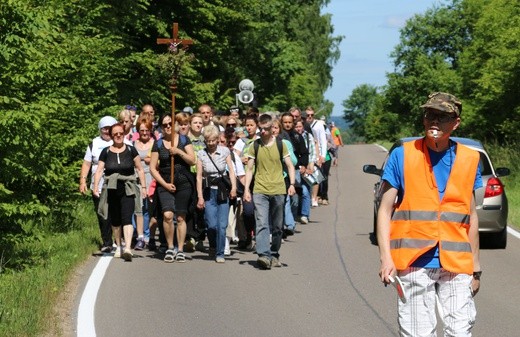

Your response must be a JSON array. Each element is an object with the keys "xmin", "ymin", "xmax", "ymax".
[{"xmin": 488, "ymin": 226, "xmax": 507, "ymax": 249}]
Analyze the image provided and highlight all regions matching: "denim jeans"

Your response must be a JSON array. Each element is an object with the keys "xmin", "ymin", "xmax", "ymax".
[
  {"xmin": 253, "ymin": 193, "xmax": 285, "ymax": 259},
  {"xmin": 284, "ymin": 194, "xmax": 295, "ymax": 230},
  {"xmin": 204, "ymin": 188, "xmax": 230, "ymax": 258},
  {"xmin": 132, "ymin": 198, "xmax": 151, "ymax": 240},
  {"xmin": 300, "ymin": 179, "xmax": 311, "ymax": 218}
]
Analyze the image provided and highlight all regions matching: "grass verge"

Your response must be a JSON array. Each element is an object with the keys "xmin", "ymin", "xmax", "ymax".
[
  {"xmin": 0, "ymin": 200, "xmax": 98, "ymax": 337},
  {"xmin": 486, "ymin": 143, "xmax": 520, "ymax": 230}
]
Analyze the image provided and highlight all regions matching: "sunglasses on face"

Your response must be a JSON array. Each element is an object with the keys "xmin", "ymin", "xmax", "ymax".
[
  {"xmin": 112, "ymin": 132, "xmax": 124, "ymax": 137},
  {"xmin": 162, "ymin": 122, "xmax": 172, "ymax": 128},
  {"xmin": 227, "ymin": 124, "xmax": 237, "ymax": 127},
  {"xmin": 424, "ymin": 112, "xmax": 456, "ymax": 123},
  {"xmin": 306, "ymin": 114, "xmax": 314, "ymax": 118},
  {"xmin": 260, "ymin": 126, "xmax": 272, "ymax": 132}
]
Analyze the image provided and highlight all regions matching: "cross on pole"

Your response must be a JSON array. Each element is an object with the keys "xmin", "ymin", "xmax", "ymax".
[{"xmin": 157, "ymin": 22, "xmax": 193, "ymax": 183}]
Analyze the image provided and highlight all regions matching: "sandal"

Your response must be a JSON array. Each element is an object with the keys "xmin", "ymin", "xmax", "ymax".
[
  {"xmin": 175, "ymin": 251, "xmax": 186, "ymax": 263},
  {"xmin": 164, "ymin": 249, "xmax": 176, "ymax": 263}
]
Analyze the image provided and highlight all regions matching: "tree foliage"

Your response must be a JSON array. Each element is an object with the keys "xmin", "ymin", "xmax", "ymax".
[
  {"xmin": 0, "ymin": 0, "xmax": 341, "ymax": 250},
  {"xmin": 342, "ymin": 84, "xmax": 378, "ymax": 139},
  {"xmin": 350, "ymin": 0, "xmax": 520, "ymax": 145}
]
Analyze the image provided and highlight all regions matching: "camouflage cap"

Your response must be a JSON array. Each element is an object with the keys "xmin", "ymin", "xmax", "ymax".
[{"xmin": 420, "ymin": 92, "xmax": 462, "ymax": 116}]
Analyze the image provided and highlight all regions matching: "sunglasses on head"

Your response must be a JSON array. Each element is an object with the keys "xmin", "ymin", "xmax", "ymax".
[{"xmin": 125, "ymin": 105, "xmax": 137, "ymax": 111}]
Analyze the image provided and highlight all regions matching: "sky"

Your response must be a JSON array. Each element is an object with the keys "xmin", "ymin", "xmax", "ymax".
[{"xmin": 323, "ymin": 1, "xmax": 444, "ymax": 116}]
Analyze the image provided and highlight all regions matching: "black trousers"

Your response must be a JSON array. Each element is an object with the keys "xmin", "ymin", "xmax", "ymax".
[
  {"xmin": 319, "ymin": 159, "xmax": 332, "ymax": 200},
  {"xmin": 92, "ymin": 194, "xmax": 112, "ymax": 248}
]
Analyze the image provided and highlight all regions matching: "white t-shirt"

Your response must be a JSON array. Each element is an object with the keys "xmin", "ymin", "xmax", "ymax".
[
  {"xmin": 84, "ymin": 136, "xmax": 112, "ymax": 193},
  {"xmin": 311, "ymin": 120, "xmax": 328, "ymax": 159}
]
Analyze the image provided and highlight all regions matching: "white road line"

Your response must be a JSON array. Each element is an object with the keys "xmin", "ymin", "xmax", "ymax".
[
  {"xmin": 374, "ymin": 144, "xmax": 388, "ymax": 153},
  {"xmin": 77, "ymin": 255, "xmax": 112, "ymax": 337},
  {"xmin": 508, "ymin": 226, "xmax": 520, "ymax": 239}
]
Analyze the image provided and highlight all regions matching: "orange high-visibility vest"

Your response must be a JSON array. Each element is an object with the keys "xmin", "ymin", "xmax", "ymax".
[{"xmin": 390, "ymin": 138, "xmax": 479, "ymax": 274}]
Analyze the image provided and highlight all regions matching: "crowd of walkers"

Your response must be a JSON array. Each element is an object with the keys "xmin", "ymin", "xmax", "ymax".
[{"xmin": 80, "ymin": 104, "xmax": 343, "ymax": 269}]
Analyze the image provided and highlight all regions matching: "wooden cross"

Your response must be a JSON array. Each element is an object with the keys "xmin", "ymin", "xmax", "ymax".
[{"xmin": 157, "ymin": 22, "xmax": 193, "ymax": 183}]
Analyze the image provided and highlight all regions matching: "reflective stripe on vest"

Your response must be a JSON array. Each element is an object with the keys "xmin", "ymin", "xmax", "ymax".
[
  {"xmin": 389, "ymin": 138, "xmax": 479, "ymax": 274},
  {"xmin": 390, "ymin": 238, "xmax": 471, "ymax": 253},
  {"xmin": 392, "ymin": 210, "xmax": 470, "ymax": 225}
]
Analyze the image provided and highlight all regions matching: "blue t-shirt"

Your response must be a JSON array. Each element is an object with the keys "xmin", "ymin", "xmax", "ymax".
[{"xmin": 382, "ymin": 140, "xmax": 483, "ymax": 268}]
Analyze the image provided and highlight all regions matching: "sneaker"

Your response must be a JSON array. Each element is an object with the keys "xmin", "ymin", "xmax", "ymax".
[
  {"xmin": 195, "ymin": 240, "xmax": 205, "ymax": 252},
  {"xmin": 148, "ymin": 240, "xmax": 157, "ymax": 251},
  {"xmin": 284, "ymin": 228, "xmax": 295, "ymax": 236},
  {"xmin": 208, "ymin": 248, "xmax": 216, "ymax": 258},
  {"xmin": 300, "ymin": 216, "xmax": 309, "ymax": 224},
  {"xmin": 134, "ymin": 238, "xmax": 145, "ymax": 251},
  {"xmin": 185, "ymin": 238, "xmax": 196, "ymax": 252},
  {"xmin": 322, "ymin": 199, "xmax": 329, "ymax": 205},
  {"xmin": 224, "ymin": 237, "xmax": 231, "ymax": 256},
  {"xmin": 122, "ymin": 250, "xmax": 133, "ymax": 262},
  {"xmin": 114, "ymin": 247, "xmax": 121, "ymax": 258},
  {"xmin": 246, "ymin": 241, "xmax": 256, "ymax": 251},
  {"xmin": 271, "ymin": 257, "xmax": 282, "ymax": 268},
  {"xmin": 101, "ymin": 246, "xmax": 113, "ymax": 253},
  {"xmin": 257, "ymin": 256, "xmax": 271, "ymax": 270},
  {"xmin": 215, "ymin": 257, "xmax": 225, "ymax": 263},
  {"xmin": 312, "ymin": 199, "xmax": 319, "ymax": 207},
  {"xmin": 232, "ymin": 236, "xmax": 239, "ymax": 244},
  {"xmin": 158, "ymin": 245, "xmax": 168, "ymax": 254}
]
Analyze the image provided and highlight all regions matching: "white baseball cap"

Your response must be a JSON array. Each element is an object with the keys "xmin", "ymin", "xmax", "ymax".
[{"xmin": 98, "ymin": 116, "xmax": 117, "ymax": 129}]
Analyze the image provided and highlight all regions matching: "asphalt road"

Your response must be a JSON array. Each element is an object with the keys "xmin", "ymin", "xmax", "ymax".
[{"xmin": 73, "ymin": 144, "xmax": 520, "ymax": 337}]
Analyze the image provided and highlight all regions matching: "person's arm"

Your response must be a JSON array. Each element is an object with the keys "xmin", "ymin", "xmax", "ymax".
[
  {"xmin": 284, "ymin": 155, "xmax": 296, "ymax": 196},
  {"xmin": 196, "ymin": 158, "xmax": 205, "ymax": 209},
  {"xmin": 92, "ymin": 160, "xmax": 105, "ymax": 198},
  {"xmin": 468, "ymin": 195, "xmax": 481, "ymax": 296},
  {"xmin": 79, "ymin": 160, "xmax": 91, "ymax": 194},
  {"xmin": 317, "ymin": 127, "xmax": 327, "ymax": 165},
  {"xmin": 377, "ymin": 181, "xmax": 398, "ymax": 284},
  {"xmin": 133, "ymin": 155, "xmax": 147, "ymax": 198},
  {"xmin": 243, "ymin": 157, "xmax": 255, "ymax": 203},
  {"xmin": 173, "ymin": 143, "xmax": 196, "ymax": 165},
  {"xmin": 226, "ymin": 154, "xmax": 237, "ymax": 199},
  {"xmin": 337, "ymin": 130, "xmax": 344, "ymax": 146}
]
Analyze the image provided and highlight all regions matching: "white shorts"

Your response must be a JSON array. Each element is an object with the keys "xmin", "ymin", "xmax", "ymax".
[{"xmin": 398, "ymin": 267, "xmax": 476, "ymax": 337}]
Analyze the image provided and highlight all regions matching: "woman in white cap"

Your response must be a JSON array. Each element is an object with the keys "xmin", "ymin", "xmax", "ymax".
[{"xmin": 79, "ymin": 116, "xmax": 118, "ymax": 253}]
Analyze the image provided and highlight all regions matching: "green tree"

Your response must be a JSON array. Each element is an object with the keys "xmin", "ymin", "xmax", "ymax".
[
  {"xmin": 459, "ymin": 0, "xmax": 520, "ymax": 144},
  {"xmin": 0, "ymin": 0, "xmax": 342, "ymax": 265},
  {"xmin": 383, "ymin": 1, "xmax": 468, "ymax": 135},
  {"xmin": 342, "ymin": 84, "xmax": 378, "ymax": 139}
]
